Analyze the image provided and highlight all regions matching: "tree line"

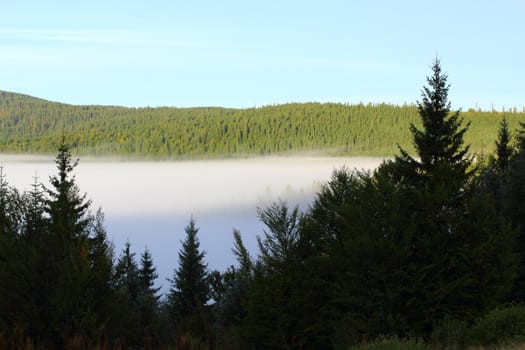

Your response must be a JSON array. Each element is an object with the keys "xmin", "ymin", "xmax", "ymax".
[
  {"xmin": 0, "ymin": 90, "xmax": 523, "ymax": 159},
  {"xmin": 1, "ymin": 59, "xmax": 525, "ymax": 349}
]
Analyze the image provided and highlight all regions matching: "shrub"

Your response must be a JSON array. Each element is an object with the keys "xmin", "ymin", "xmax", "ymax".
[{"xmin": 466, "ymin": 304, "xmax": 525, "ymax": 347}]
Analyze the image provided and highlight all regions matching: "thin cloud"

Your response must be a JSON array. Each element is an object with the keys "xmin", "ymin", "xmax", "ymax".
[{"xmin": 0, "ymin": 28, "xmax": 236, "ymax": 50}]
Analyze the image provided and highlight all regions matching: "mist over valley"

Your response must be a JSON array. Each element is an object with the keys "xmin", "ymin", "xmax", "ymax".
[{"xmin": 1, "ymin": 154, "xmax": 383, "ymax": 290}]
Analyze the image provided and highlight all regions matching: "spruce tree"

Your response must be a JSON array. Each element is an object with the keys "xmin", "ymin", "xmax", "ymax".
[
  {"xmin": 330, "ymin": 59, "xmax": 517, "ymax": 339},
  {"xmin": 115, "ymin": 241, "xmax": 140, "ymax": 304},
  {"xmin": 43, "ymin": 142, "xmax": 94, "ymax": 345},
  {"xmin": 243, "ymin": 201, "xmax": 339, "ymax": 349},
  {"xmin": 503, "ymin": 122, "xmax": 525, "ymax": 301},
  {"xmin": 397, "ymin": 57, "xmax": 471, "ymax": 188},
  {"xmin": 138, "ymin": 247, "xmax": 161, "ymax": 331},
  {"xmin": 46, "ymin": 143, "xmax": 92, "ymax": 240},
  {"xmin": 17, "ymin": 175, "xmax": 48, "ymax": 339},
  {"xmin": 22, "ymin": 174, "xmax": 47, "ymax": 241},
  {"xmin": 493, "ymin": 117, "xmax": 513, "ymax": 172},
  {"xmin": 86, "ymin": 208, "xmax": 115, "ymax": 337},
  {"xmin": 517, "ymin": 122, "xmax": 525, "ymax": 156},
  {"xmin": 112, "ymin": 241, "xmax": 142, "ymax": 346},
  {"xmin": 167, "ymin": 218, "xmax": 210, "ymax": 336},
  {"xmin": 256, "ymin": 201, "xmax": 301, "ymax": 270},
  {"xmin": 0, "ymin": 166, "xmax": 23, "ymax": 334},
  {"xmin": 0, "ymin": 166, "xmax": 22, "ymax": 237}
]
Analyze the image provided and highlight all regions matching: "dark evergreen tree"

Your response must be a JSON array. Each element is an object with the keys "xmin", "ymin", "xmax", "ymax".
[
  {"xmin": 329, "ymin": 59, "xmax": 517, "ymax": 341},
  {"xmin": 503, "ymin": 122, "xmax": 525, "ymax": 302},
  {"xmin": 115, "ymin": 241, "xmax": 140, "ymax": 304},
  {"xmin": 46, "ymin": 143, "xmax": 92, "ymax": 240},
  {"xmin": 517, "ymin": 122, "xmax": 525, "ymax": 155},
  {"xmin": 492, "ymin": 117, "xmax": 513, "ymax": 172},
  {"xmin": 43, "ymin": 142, "xmax": 94, "ymax": 345},
  {"xmin": 167, "ymin": 218, "xmax": 210, "ymax": 340},
  {"xmin": 396, "ymin": 58, "xmax": 472, "ymax": 190},
  {"xmin": 22, "ymin": 174, "xmax": 47, "ymax": 241},
  {"xmin": 138, "ymin": 247, "xmax": 161, "ymax": 334},
  {"xmin": 211, "ymin": 230, "xmax": 254, "ymax": 349},
  {"xmin": 256, "ymin": 201, "xmax": 301, "ymax": 271},
  {"xmin": 0, "ymin": 166, "xmax": 22, "ymax": 237},
  {"xmin": 112, "ymin": 240, "xmax": 142, "ymax": 345},
  {"xmin": 241, "ymin": 201, "xmax": 337, "ymax": 349},
  {"xmin": 478, "ymin": 117, "xmax": 514, "ymax": 213},
  {"xmin": 17, "ymin": 175, "xmax": 48, "ymax": 339},
  {"xmin": 0, "ymin": 166, "xmax": 24, "ymax": 334},
  {"xmin": 85, "ymin": 209, "xmax": 115, "ymax": 340}
]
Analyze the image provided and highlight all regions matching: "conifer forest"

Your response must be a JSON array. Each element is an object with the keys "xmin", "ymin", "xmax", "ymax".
[{"xmin": 2, "ymin": 59, "xmax": 525, "ymax": 349}]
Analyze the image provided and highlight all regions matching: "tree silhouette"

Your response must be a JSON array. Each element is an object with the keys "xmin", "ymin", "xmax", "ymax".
[{"xmin": 167, "ymin": 218, "xmax": 210, "ymax": 339}]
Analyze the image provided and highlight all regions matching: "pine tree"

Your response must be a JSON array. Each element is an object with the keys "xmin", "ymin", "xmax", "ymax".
[
  {"xmin": 167, "ymin": 218, "xmax": 210, "ymax": 336},
  {"xmin": 115, "ymin": 241, "xmax": 140, "ymax": 304},
  {"xmin": 517, "ymin": 122, "xmax": 525, "ymax": 156},
  {"xmin": 0, "ymin": 166, "xmax": 24, "ymax": 334},
  {"xmin": 43, "ymin": 142, "xmax": 94, "ymax": 345},
  {"xmin": 243, "ymin": 201, "xmax": 338, "ymax": 348},
  {"xmin": 396, "ymin": 57, "xmax": 471, "ymax": 187},
  {"xmin": 329, "ymin": 59, "xmax": 517, "ymax": 339},
  {"xmin": 138, "ymin": 247, "xmax": 161, "ymax": 331},
  {"xmin": 256, "ymin": 201, "xmax": 301, "ymax": 270},
  {"xmin": 46, "ymin": 143, "xmax": 92, "ymax": 240},
  {"xmin": 493, "ymin": 117, "xmax": 513, "ymax": 172},
  {"xmin": 0, "ymin": 166, "xmax": 22, "ymax": 237},
  {"xmin": 86, "ymin": 208, "xmax": 115, "ymax": 337},
  {"xmin": 502, "ymin": 121, "xmax": 525, "ymax": 302},
  {"xmin": 22, "ymin": 174, "xmax": 47, "ymax": 241},
  {"xmin": 112, "ymin": 241, "xmax": 142, "ymax": 346},
  {"xmin": 18, "ymin": 174, "xmax": 48, "ymax": 339}
]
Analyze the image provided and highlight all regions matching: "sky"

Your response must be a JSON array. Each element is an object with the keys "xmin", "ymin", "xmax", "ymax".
[{"xmin": 1, "ymin": 0, "xmax": 524, "ymax": 110}]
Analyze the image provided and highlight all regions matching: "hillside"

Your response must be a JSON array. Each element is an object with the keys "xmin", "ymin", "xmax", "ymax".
[{"xmin": 0, "ymin": 90, "xmax": 522, "ymax": 159}]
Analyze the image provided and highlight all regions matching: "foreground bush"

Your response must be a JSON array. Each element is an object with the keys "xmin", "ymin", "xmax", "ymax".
[{"xmin": 466, "ymin": 303, "xmax": 525, "ymax": 348}]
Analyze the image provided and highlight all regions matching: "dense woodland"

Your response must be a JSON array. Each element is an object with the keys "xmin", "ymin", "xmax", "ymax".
[
  {"xmin": 2, "ymin": 60, "xmax": 525, "ymax": 349},
  {"xmin": 0, "ymin": 89, "xmax": 524, "ymax": 159}
]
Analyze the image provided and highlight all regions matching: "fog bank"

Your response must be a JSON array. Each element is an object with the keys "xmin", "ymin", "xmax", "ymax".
[{"xmin": 1, "ymin": 155, "xmax": 384, "ymax": 292}]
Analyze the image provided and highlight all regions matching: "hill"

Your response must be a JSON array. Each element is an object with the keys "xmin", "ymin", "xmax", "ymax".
[{"xmin": 0, "ymin": 90, "xmax": 522, "ymax": 159}]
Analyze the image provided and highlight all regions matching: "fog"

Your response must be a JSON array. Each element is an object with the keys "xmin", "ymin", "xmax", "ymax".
[{"xmin": 1, "ymin": 155, "xmax": 383, "ymax": 292}]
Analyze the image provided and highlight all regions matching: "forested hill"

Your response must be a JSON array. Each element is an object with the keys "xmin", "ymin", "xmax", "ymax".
[{"xmin": 0, "ymin": 89, "xmax": 523, "ymax": 159}]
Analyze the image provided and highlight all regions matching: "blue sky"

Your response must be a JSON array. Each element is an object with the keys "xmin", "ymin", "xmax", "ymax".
[{"xmin": 1, "ymin": 0, "xmax": 523, "ymax": 110}]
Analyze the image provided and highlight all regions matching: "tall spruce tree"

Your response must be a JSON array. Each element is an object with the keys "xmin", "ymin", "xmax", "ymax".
[
  {"xmin": 493, "ymin": 117, "xmax": 513, "ymax": 172},
  {"xmin": 503, "ymin": 122, "xmax": 525, "ymax": 301},
  {"xmin": 46, "ymin": 143, "xmax": 92, "ymax": 240},
  {"xmin": 112, "ymin": 241, "xmax": 143, "ymax": 346},
  {"xmin": 115, "ymin": 241, "xmax": 140, "ymax": 304},
  {"xmin": 331, "ymin": 59, "xmax": 516, "ymax": 340},
  {"xmin": 0, "ymin": 166, "xmax": 24, "ymax": 333},
  {"xmin": 86, "ymin": 208, "xmax": 115, "ymax": 338},
  {"xmin": 167, "ymin": 218, "xmax": 210, "ymax": 337},
  {"xmin": 43, "ymin": 142, "xmax": 94, "ymax": 345},
  {"xmin": 396, "ymin": 58, "xmax": 471, "ymax": 188},
  {"xmin": 138, "ymin": 247, "xmax": 161, "ymax": 331},
  {"xmin": 17, "ymin": 174, "xmax": 48, "ymax": 339},
  {"xmin": 22, "ymin": 174, "xmax": 47, "ymax": 241}
]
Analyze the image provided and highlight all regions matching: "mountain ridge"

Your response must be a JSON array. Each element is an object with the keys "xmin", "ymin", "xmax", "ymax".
[{"xmin": 0, "ymin": 89, "xmax": 522, "ymax": 159}]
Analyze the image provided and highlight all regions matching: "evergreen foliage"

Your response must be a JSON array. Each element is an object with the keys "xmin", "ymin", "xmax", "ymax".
[
  {"xmin": 0, "ymin": 89, "xmax": 522, "ymax": 159},
  {"xmin": 493, "ymin": 117, "xmax": 513, "ymax": 172},
  {"xmin": 138, "ymin": 247, "xmax": 161, "ymax": 333},
  {"xmin": 300, "ymin": 59, "xmax": 518, "ymax": 344},
  {"xmin": 167, "ymin": 218, "xmax": 211, "ymax": 341},
  {"xmin": 256, "ymin": 201, "xmax": 301, "ymax": 270},
  {"xmin": 209, "ymin": 230, "xmax": 254, "ymax": 349},
  {"xmin": 1, "ymin": 58, "xmax": 525, "ymax": 348},
  {"xmin": 114, "ymin": 241, "xmax": 140, "ymax": 305}
]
